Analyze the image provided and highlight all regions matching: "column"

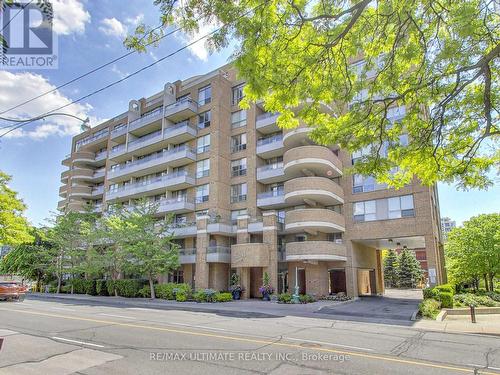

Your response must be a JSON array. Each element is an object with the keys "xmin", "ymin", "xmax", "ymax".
[
  {"xmin": 195, "ymin": 215, "xmax": 210, "ymax": 289},
  {"xmin": 263, "ymin": 211, "xmax": 278, "ymax": 293}
]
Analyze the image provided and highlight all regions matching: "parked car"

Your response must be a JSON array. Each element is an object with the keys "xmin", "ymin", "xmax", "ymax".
[{"xmin": 0, "ymin": 282, "xmax": 28, "ymax": 302}]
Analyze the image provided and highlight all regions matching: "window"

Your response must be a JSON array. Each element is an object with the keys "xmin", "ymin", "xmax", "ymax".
[
  {"xmin": 172, "ymin": 189, "xmax": 187, "ymax": 201},
  {"xmin": 198, "ymin": 110, "xmax": 211, "ymax": 129},
  {"xmin": 353, "ymin": 195, "xmax": 414, "ymax": 222},
  {"xmin": 231, "ymin": 110, "xmax": 247, "ymax": 129},
  {"xmin": 231, "ymin": 183, "xmax": 247, "ymax": 203},
  {"xmin": 197, "ymin": 134, "xmax": 211, "ymax": 154},
  {"xmin": 196, "ymin": 209, "xmax": 209, "ymax": 217},
  {"xmin": 168, "ymin": 269, "xmax": 184, "ymax": 284},
  {"xmin": 268, "ymin": 183, "xmax": 284, "ymax": 196},
  {"xmin": 232, "ymin": 84, "xmax": 244, "ymax": 105},
  {"xmin": 328, "ymin": 232, "xmax": 343, "ymax": 243},
  {"xmin": 388, "ymin": 195, "xmax": 414, "ymax": 219},
  {"xmin": 196, "ymin": 159, "xmax": 210, "ymax": 178},
  {"xmin": 198, "ymin": 85, "xmax": 211, "ymax": 106},
  {"xmin": 231, "ymin": 209, "xmax": 248, "ymax": 224},
  {"xmin": 195, "ymin": 184, "xmax": 209, "ymax": 203},
  {"xmin": 353, "ymin": 200, "xmax": 376, "ymax": 222},
  {"xmin": 353, "ymin": 174, "xmax": 386, "ymax": 193},
  {"xmin": 231, "ymin": 158, "xmax": 247, "ymax": 177},
  {"xmin": 231, "ymin": 133, "xmax": 247, "ymax": 153},
  {"xmin": 296, "ymin": 235, "xmax": 307, "ymax": 242}
]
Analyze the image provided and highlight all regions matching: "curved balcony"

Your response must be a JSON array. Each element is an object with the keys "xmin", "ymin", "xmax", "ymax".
[
  {"xmin": 283, "ymin": 145, "xmax": 342, "ymax": 178},
  {"xmin": 284, "ymin": 177, "xmax": 344, "ymax": 206},
  {"xmin": 231, "ymin": 243, "xmax": 270, "ymax": 267},
  {"xmin": 61, "ymin": 170, "xmax": 70, "ymax": 182},
  {"xmin": 285, "ymin": 241, "xmax": 347, "ymax": 262},
  {"xmin": 70, "ymin": 168, "xmax": 95, "ymax": 181},
  {"xmin": 283, "ymin": 126, "xmax": 312, "ymax": 149},
  {"xmin": 67, "ymin": 201, "xmax": 85, "ymax": 212},
  {"xmin": 59, "ymin": 185, "xmax": 67, "ymax": 198},
  {"xmin": 71, "ymin": 151, "xmax": 95, "ymax": 165},
  {"xmin": 57, "ymin": 200, "xmax": 67, "ymax": 211},
  {"xmin": 285, "ymin": 208, "xmax": 345, "ymax": 233},
  {"xmin": 68, "ymin": 186, "xmax": 92, "ymax": 198}
]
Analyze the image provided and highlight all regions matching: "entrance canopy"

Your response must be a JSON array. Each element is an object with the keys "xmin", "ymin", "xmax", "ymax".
[{"xmin": 354, "ymin": 236, "xmax": 426, "ymax": 250}]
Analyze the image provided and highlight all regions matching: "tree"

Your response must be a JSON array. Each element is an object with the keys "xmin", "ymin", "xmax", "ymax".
[
  {"xmin": 108, "ymin": 200, "xmax": 180, "ymax": 299},
  {"xmin": 0, "ymin": 171, "xmax": 33, "ymax": 245},
  {"xmin": 383, "ymin": 249, "xmax": 399, "ymax": 288},
  {"xmin": 46, "ymin": 210, "xmax": 91, "ymax": 293},
  {"xmin": 398, "ymin": 249, "xmax": 424, "ymax": 288},
  {"xmin": 127, "ymin": 0, "xmax": 499, "ymax": 189},
  {"xmin": 446, "ymin": 213, "xmax": 499, "ymax": 291},
  {"xmin": 0, "ymin": 228, "xmax": 53, "ymax": 290}
]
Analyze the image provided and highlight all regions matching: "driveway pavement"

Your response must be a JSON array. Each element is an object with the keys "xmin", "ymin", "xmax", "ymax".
[{"xmin": 317, "ymin": 289, "xmax": 422, "ymax": 325}]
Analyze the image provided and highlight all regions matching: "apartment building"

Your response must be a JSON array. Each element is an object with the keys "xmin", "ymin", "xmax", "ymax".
[
  {"xmin": 58, "ymin": 64, "xmax": 446, "ymax": 297},
  {"xmin": 441, "ymin": 217, "xmax": 457, "ymax": 241}
]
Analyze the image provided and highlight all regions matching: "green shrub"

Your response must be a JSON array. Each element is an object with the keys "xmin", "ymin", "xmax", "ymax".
[
  {"xmin": 153, "ymin": 283, "xmax": 191, "ymax": 300},
  {"xmin": 486, "ymin": 292, "xmax": 500, "ymax": 302},
  {"xmin": 138, "ymin": 285, "xmax": 152, "ymax": 298},
  {"xmin": 435, "ymin": 284, "xmax": 454, "ymax": 296},
  {"xmin": 95, "ymin": 280, "xmax": 108, "ymax": 296},
  {"xmin": 175, "ymin": 291, "xmax": 187, "ymax": 302},
  {"xmin": 299, "ymin": 294, "xmax": 316, "ymax": 304},
  {"xmin": 419, "ymin": 299, "xmax": 441, "ymax": 319},
  {"xmin": 423, "ymin": 287, "xmax": 439, "ymax": 300},
  {"xmin": 105, "ymin": 279, "xmax": 145, "ymax": 298},
  {"xmin": 278, "ymin": 293, "xmax": 293, "ymax": 304},
  {"xmin": 84, "ymin": 280, "xmax": 97, "ymax": 296},
  {"xmin": 194, "ymin": 289, "xmax": 217, "ymax": 302},
  {"xmin": 215, "ymin": 292, "xmax": 232, "ymax": 302},
  {"xmin": 70, "ymin": 279, "xmax": 86, "ymax": 294},
  {"xmin": 60, "ymin": 285, "xmax": 72, "ymax": 294},
  {"xmin": 454, "ymin": 293, "xmax": 498, "ymax": 307},
  {"xmin": 438, "ymin": 291, "xmax": 454, "ymax": 308}
]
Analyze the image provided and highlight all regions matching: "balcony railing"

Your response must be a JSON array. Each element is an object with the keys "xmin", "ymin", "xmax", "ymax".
[
  {"xmin": 257, "ymin": 134, "xmax": 283, "ymax": 146},
  {"xmin": 109, "ymin": 170, "xmax": 194, "ymax": 194},
  {"xmin": 76, "ymin": 129, "xmax": 109, "ymax": 150},
  {"xmin": 257, "ymin": 189, "xmax": 284, "ymax": 199},
  {"xmin": 128, "ymin": 107, "xmax": 163, "ymax": 130},
  {"xmin": 128, "ymin": 130, "xmax": 162, "ymax": 147}
]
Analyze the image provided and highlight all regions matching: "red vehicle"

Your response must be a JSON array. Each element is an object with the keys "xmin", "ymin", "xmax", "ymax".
[{"xmin": 0, "ymin": 282, "xmax": 28, "ymax": 302}]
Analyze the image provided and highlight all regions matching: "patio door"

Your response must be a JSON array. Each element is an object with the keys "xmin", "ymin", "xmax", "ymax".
[{"xmin": 329, "ymin": 269, "xmax": 346, "ymax": 294}]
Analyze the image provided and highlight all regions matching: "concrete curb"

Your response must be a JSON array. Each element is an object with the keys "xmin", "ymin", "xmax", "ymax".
[
  {"xmin": 410, "ymin": 310, "xmax": 419, "ymax": 321},
  {"xmin": 436, "ymin": 310, "xmax": 447, "ymax": 321}
]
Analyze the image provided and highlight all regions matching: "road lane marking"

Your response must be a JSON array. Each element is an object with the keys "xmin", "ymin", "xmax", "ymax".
[
  {"xmin": 166, "ymin": 322, "xmax": 226, "ymax": 331},
  {"xmin": 2, "ymin": 308, "xmax": 499, "ymax": 375},
  {"xmin": 99, "ymin": 313, "xmax": 135, "ymax": 319},
  {"xmin": 52, "ymin": 336, "xmax": 105, "ymax": 348},
  {"xmin": 283, "ymin": 337, "xmax": 373, "ymax": 352}
]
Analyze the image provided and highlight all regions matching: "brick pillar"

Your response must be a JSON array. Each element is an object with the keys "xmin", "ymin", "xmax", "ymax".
[
  {"xmin": 183, "ymin": 264, "xmax": 194, "ymax": 288},
  {"xmin": 237, "ymin": 215, "xmax": 250, "ymax": 244},
  {"xmin": 239, "ymin": 267, "xmax": 251, "ymax": 299},
  {"xmin": 195, "ymin": 215, "xmax": 210, "ymax": 289},
  {"xmin": 263, "ymin": 211, "xmax": 278, "ymax": 293},
  {"xmin": 376, "ymin": 249, "xmax": 385, "ymax": 295}
]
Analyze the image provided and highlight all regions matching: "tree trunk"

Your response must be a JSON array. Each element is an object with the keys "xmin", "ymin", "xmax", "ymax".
[
  {"xmin": 56, "ymin": 275, "xmax": 62, "ymax": 294},
  {"xmin": 484, "ymin": 274, "xmax": 489, "ymax": 292},
  {"xmin": 488, "ymin": 274, "xmax": 494, "ymax": 292},
  {"xmin": 149, "ymin": 277, "xmax": 155, "ymax": 299}
]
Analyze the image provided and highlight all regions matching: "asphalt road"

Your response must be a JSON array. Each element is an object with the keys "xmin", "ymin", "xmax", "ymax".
[{"xmin": 0, "ymin": 298, "xmax": 499, "ymax": 375}]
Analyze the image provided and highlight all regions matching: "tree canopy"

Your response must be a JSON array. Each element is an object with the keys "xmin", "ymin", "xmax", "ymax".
[
  {"xmin": 445, "ymin": 213, "xmax": 499, "ymax": 291},
  {"xmin": 127, "ymin": 0, "xmax": 499, "ymax": 189},
  {"xmin": 0, "ymin": 171, "xmax": 32, "ymax": 245}
]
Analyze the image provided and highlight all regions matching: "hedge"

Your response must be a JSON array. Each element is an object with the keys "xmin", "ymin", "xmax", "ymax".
[
  {"xmin": 438, "ymin": 292, "xmax": 454, "ymax": 308},
  {"xmin": 95, "ymin": 280, "xmax": 108, "ymax": 296},
  {"xmin": 419, "ymin": 299, "xmax": 441, "ymax": 319},
  {"xmin": 435, "ymin": 284, "xmax": 454, "ymax": 295},
  {"xmin": 215, "ymin": 292, "xmax": 232, "ymax": 302},
  {"xmin": 154, "ymin": 283, "xmax": 191, "ymax": 300},
  {"xmin": 106, "ymin": 279, "xmax": 146, "ymax": 298}
]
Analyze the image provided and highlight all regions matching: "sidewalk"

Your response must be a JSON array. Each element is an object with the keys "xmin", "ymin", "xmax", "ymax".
[
  {"xmin": 26, "ymin": 292, "xmax": 354, "ymax": 320},
  {"xmin": 414, "ymin": 314, "xmax": 500, "ymax": 336}
]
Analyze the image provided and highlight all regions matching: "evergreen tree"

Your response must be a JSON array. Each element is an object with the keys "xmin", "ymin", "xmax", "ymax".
[
  {"xmin": 383, "ymin": 249, "xmax": 399, "ymax": 288},
  {"xmin": 398, "ymin": 249, "xmax": 423, "ymax": 288}
]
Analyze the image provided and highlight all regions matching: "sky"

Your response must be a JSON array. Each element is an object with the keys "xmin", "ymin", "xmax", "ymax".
[{"xmin": 0, "ymin": 0, "xmax": 498, "ymax": 228}]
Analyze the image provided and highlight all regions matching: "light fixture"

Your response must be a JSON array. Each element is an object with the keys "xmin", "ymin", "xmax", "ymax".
[
  {"xmin": 396, "ymin": 242, "xmax": 401, "ymax": 246},
  {"xmin": 388, "ymin": 239, "xmax": 393, "ymax": 243}
]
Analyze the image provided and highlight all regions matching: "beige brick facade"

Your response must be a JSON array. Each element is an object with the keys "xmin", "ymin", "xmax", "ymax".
[{"xmin": 58, "ymin": 64, "xmax": 445, "ymax": 298}]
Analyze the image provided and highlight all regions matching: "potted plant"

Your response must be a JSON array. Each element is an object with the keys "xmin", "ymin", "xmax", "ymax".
[
  {"xmin": 259, "ymin": 272, "xmax": 274, "ymax": 301},
  {"xmin": 229, "ymin": 273, "xmax": 244, "ymax": 300}
]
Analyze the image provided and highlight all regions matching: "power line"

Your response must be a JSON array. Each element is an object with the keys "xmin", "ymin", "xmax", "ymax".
[
  {"xmin": 0, "ymin": 23, "xmax": 180, "ymax": 117},
  {"xmin": 0, "ymin": 4, "xmax": 263, "ymax": 139}
]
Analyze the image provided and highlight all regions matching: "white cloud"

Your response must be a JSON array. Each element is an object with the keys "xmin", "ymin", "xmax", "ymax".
[
  {"xmin": 0, "ymin": 71, "xmax": 97, "ymax": 140},
  {"xmin": 52, "ymin": 0, "xmax": 91, "ymax": 35},
  {"xmin": 99, "ymin": 13, "xmax": 144, "ymax": 39},
  {"xmin": 110, "ymin": 64, "xmax": 127, "ymax": 79},
  {"xmin": 99, "ymin": 17, "xmax": 127, "ymax": 38},
  {"xmin": 175, "ymin": 21, "xmax": 217, "ymax": 61}
]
